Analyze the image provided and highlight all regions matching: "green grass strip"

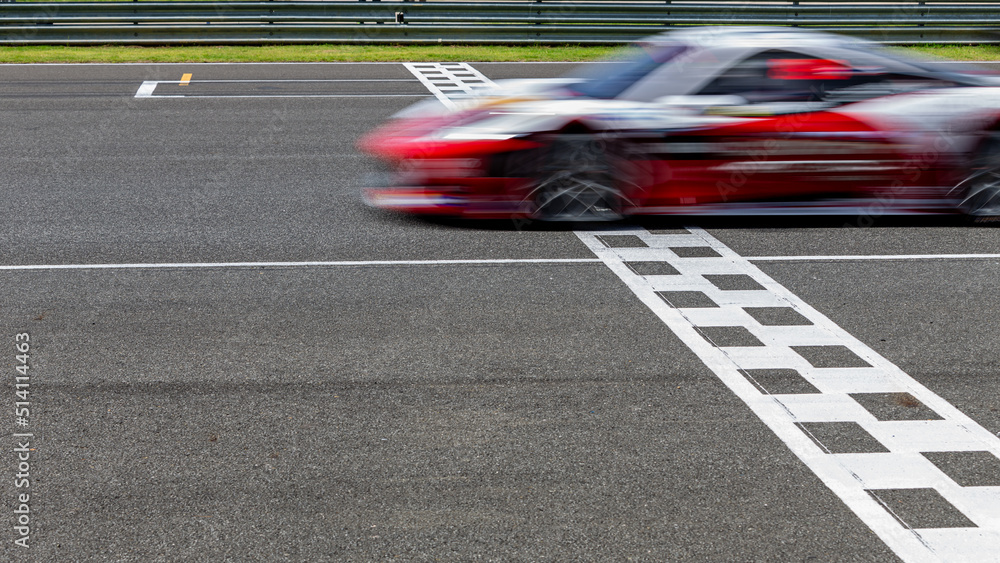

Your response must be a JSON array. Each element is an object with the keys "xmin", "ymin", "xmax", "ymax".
[
  {"xmin": 0, "ymin": 43, "xmax": 997, "ymax": 64},
  {"xmin": 908, "ymin": 44, "xmax": 1000, "ymax": 62},
  {"xmin": 0, "ymin": 44, "xmax": 623, "ymax": 63}
]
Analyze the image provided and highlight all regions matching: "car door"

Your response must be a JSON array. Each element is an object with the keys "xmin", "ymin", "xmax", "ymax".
[{"xmin": 655, "ymin": 49, "xmax": 906, "ymax": 206}]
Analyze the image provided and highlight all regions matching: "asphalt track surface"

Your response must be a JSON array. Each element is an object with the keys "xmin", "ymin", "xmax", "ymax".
[{"xmin": 1, "ymin": 62, "xmax": 1000, "ymax": 562}]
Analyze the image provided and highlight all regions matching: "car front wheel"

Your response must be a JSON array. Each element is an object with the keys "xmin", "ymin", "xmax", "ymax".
[{"xmin": 526, "ymin": 134, "xmax": 627, "ymax": 222}]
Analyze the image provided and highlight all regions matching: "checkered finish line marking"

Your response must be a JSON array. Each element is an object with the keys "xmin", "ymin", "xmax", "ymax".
[
  {"xmin": 576, "ymin": 226, "xmax": 1000, "ymax": 563},
  {"xmin": 403, "ymin": 63, "xmax": 496, "ymax": 109}
]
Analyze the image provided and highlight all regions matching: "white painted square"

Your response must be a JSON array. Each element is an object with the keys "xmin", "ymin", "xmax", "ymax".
[
  {"xmin": 914, "ymin": 528, "xmax": 1000, "ymax": 560},
  {"xmin": 755, "ymin": 325, "xmax": 843, "ymax": 347},
  {"xmin": 641, "ymin": 234, "xmax": 715, "ymax": 248},
  {"xmin": 865, "ymin": 420, "xmax": 988, "ymax": 453},
  {"xmin": 804, "ymin": 368, "xmax": 908, "ymax": 394},
  {"xmin": 722, "ymin": 345, "xmax": 813, "ymax": 371},
  {"xmin": 833, "ymin": 452, "xmax": 947, "ymax": 489},
  {"xmin": 681, "ymin": 307, "xmax": 757, "ymax": 327},
  {"xmin": 776, "ymin": 393, "xmax": 875, "ymax": 422},
  {"xmin": 645, "ymin": 275, "xmax": 715, "ymax": 291},
  {"xmin": 604, "ymin": 248, "xmax": 666, "ymax": 261},
  {"xmin": 708, "ymin": 290, "xmax": 787, "ymax": 308}
]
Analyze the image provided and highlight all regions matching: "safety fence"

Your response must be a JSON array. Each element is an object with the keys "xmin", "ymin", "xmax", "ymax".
[{"xmin": 2, "ymin": 1, "xmax": 999, "ymax": 45}]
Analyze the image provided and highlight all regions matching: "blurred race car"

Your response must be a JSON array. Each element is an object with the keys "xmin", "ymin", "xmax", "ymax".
[{"xmin": 359, "ymin": 26, "xmax": 1000, "ymax": 221}]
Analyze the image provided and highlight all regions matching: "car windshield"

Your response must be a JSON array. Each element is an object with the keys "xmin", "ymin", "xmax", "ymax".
[{"xmin": 565, "ymin": 43, "xmax": 688, "ymax": 99}]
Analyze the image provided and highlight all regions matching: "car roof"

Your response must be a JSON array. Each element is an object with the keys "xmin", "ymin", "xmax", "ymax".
[
  {"xmin": 566, "ymin": 26, "xmax": 993, "ymax": 102},
  {"xmin": 642, "ymin": 26, "xmax": 871, "ymax": 51}
]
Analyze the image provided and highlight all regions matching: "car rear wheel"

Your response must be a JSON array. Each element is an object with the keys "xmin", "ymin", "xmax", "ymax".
[
  {"xmin": 526, "ymin": 134, "xmax": 626, "ymax": 222},
  {"xmin": 957, "ymin": 133, "xmax": 1000, "ymax": 219}
]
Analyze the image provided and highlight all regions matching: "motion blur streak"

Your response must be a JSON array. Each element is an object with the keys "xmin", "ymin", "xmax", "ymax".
[{"xmin": 360, "ymin": 27, "xmax": 1000, "ymax": 222}]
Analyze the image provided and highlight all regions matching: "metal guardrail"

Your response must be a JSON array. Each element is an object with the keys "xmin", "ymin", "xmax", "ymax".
[{"xmin": 2, "ymin": 1, "xmax": 1000, "ymax": 45}]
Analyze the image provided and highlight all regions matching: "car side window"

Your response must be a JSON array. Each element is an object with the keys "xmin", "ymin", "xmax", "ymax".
[
  {"xmin": 698, "ymin": 50, "xmax": 826, "ymax": 102},
  {"xmin": 698, "ymin": 49, "xmax": 954, "ymax": 105}
]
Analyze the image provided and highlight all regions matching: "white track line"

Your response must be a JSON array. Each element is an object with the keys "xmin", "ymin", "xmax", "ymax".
[
  {"xmin": 0, "ymin": 259, "xmax": 601, "ymax": 272},
  {"xmin": 750, "ymin": 254, "xmax": 1000, "ymax": 261},
  {"xmin": 576, "ymin": 226, "xmax": 1000, "ymax": 563},
  {"xmin": 4, "ymin": 253, "xmax": 997, "ymax": 271},
  {"xmin": 2, "ymin": 254, "xmax": 997, "ymax": 271},
  {"xmin": 148, "ymin": 95, "xmax": 429, "ymax": 99},
  {"xmin": 184, "ymin": 79, "xmax": 417, "ymax": 83},
  {"xmin": 133, "ymin": 78, "xmax": 428, "ymax": 99}
]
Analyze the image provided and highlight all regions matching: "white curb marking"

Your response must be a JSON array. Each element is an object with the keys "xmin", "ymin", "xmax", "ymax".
[
  {"xmin": 403, "ymin": 62, "xmax": 496, "ymax": 109},
  {"xmin": 135, "ymin": 80, "xmax": 158, "ymax": 98},
  {"xmin": 576, "ymin": 226, "xmax": 1000, "ymax": 563}
]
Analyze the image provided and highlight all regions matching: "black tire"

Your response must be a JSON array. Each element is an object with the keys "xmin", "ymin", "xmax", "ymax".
[
  {"xmin": 956, "ymin": 133, "xmax": 1000, "ymax": 220},
  {"xmin": 526, "ymin": 134, "xmax": 627, "ymax": 222}
]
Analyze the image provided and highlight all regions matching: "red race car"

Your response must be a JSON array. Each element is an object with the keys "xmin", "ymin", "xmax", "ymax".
[{"xmin": 359, "ymin": 27, "xmax": 1000, "ymax": 221}]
